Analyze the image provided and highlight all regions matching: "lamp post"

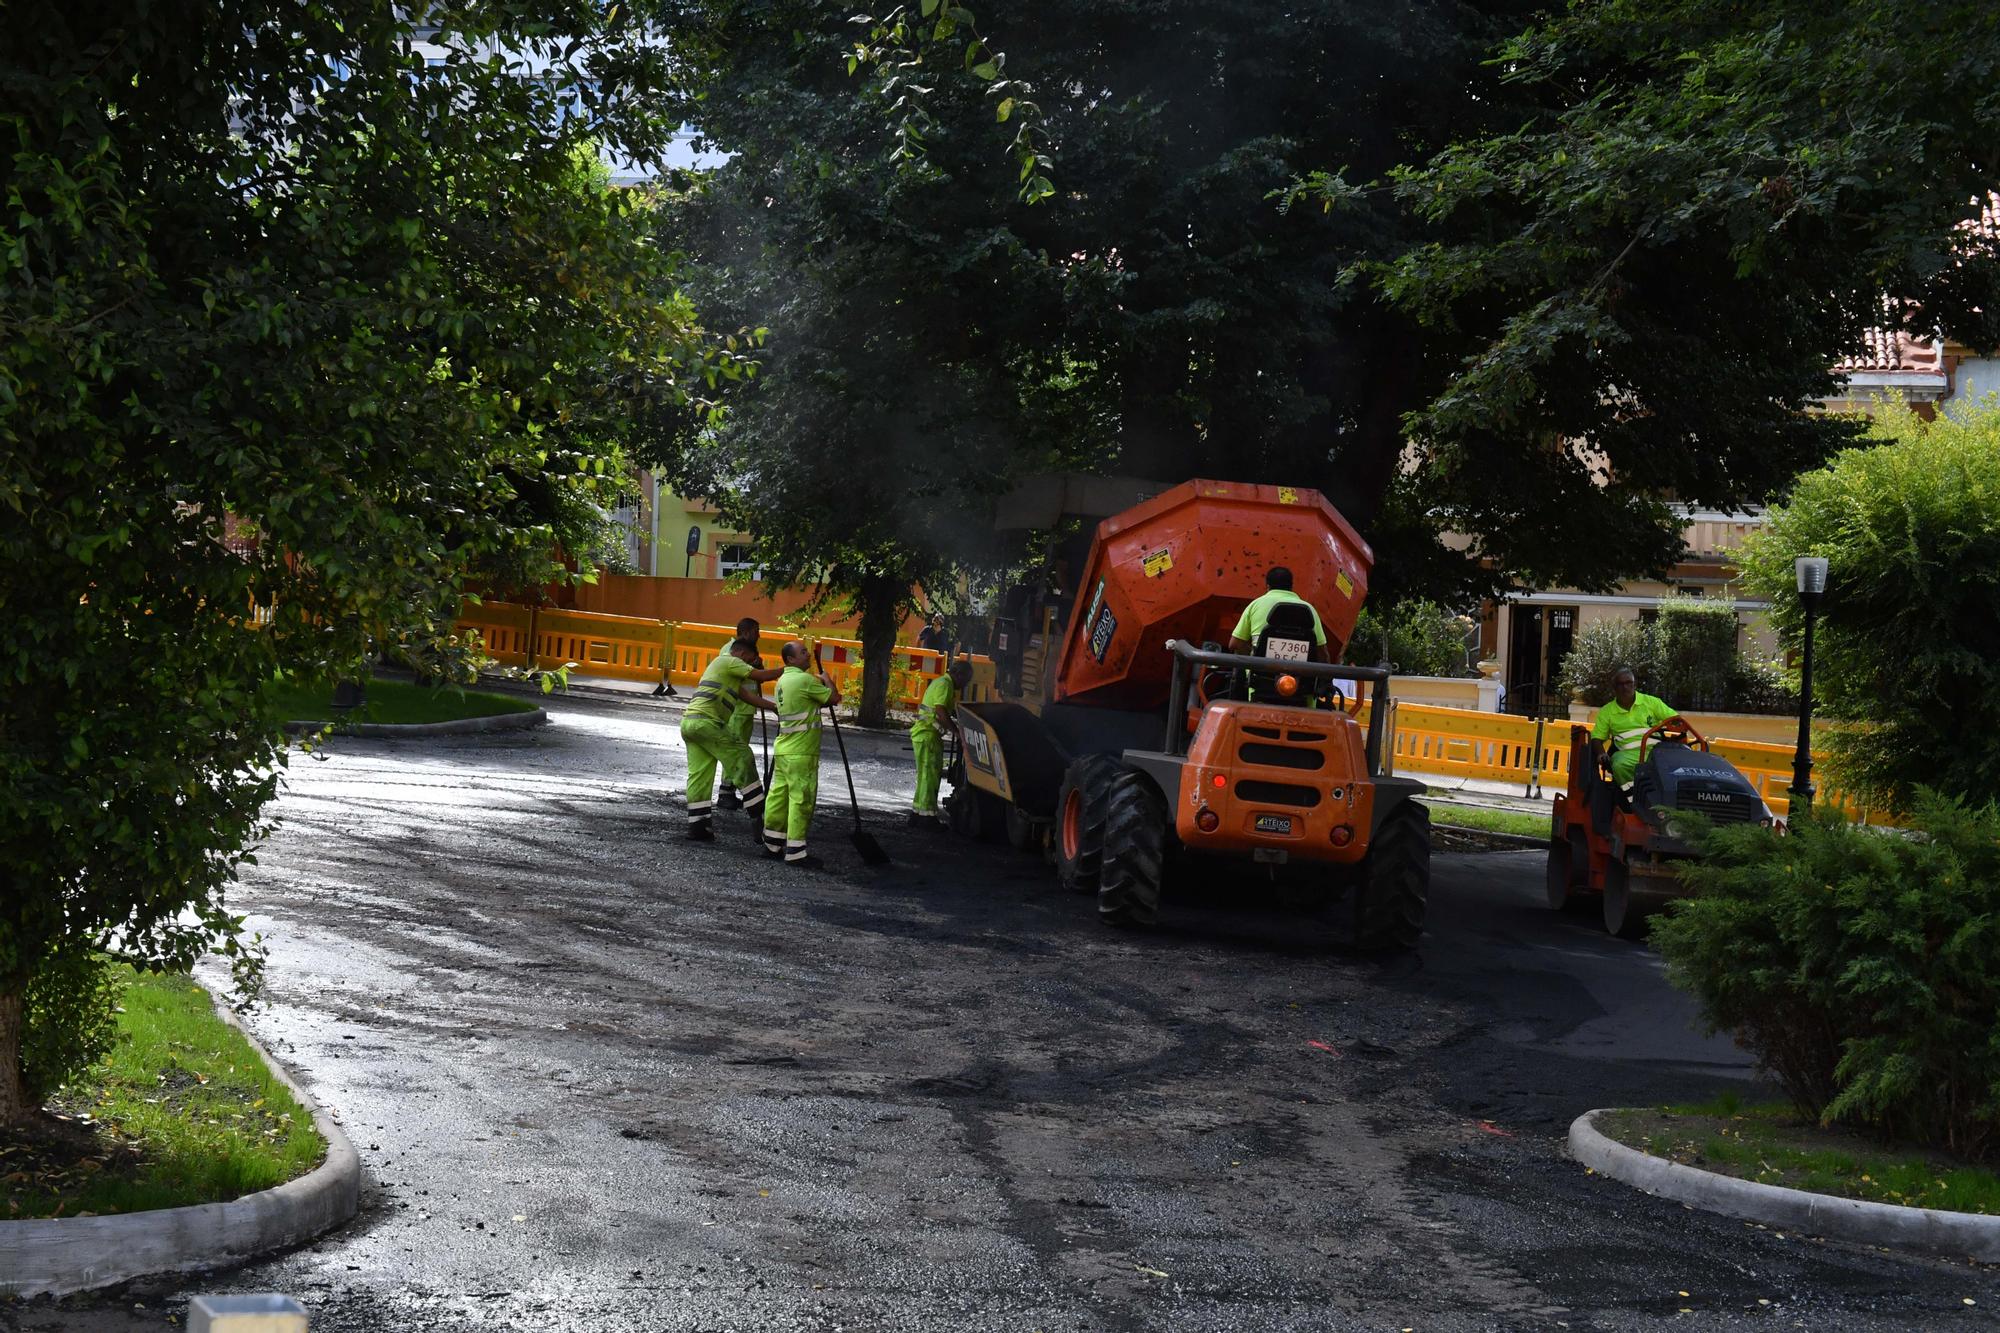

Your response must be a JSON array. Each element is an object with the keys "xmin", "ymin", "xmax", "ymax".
[{"xmin": 1790, "ymin": 556, "xmax": 1828, "ymax": 816}]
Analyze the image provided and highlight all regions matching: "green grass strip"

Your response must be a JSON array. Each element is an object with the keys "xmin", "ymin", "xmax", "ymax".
[
  {"xmin": 1423, "ymin": 802, "xmax": 1547, "ymax": 840},
  {"xmin": 13, "ymin": 968, "xmax": 326, "ymax": 1219},
  {"xmin": 268, "ymin": 675, "xmax": 537, "ymax": 726},
  {"xmin": 1602, "ymin": 1095, "xmax": 2000, "ymax": 1216}
]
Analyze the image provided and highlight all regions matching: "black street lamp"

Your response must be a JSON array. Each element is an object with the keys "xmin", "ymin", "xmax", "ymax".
[{"xmin": 1790, "ymin": 556, "xmax": 1829, "ymax": 816}]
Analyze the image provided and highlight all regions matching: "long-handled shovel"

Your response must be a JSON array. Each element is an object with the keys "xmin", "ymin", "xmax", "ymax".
[
  {"xmin": 760, "ymin": 689, "xmax": 773, "ymax": 790},
  {"xmin": 815, "ymin": 646, "xmax": 890, "ymax": 866}
]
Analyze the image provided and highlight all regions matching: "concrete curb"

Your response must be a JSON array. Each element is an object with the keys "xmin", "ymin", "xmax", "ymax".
[
  {"xmin": 284, "ymin": 706, "xmax": 549, "ymax": 738},
  {"xmin": 1568, "ymin": 1109, "xmax": 2000, "ymax": 1261},
  {"xmin": 0, "ymin": 991, "xmax": 361, "ymax": 1298}
]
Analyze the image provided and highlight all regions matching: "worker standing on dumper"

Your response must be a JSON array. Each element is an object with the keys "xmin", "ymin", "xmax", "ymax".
[
  {"xmin": 1227, "ymin": 566, "xmax": 1331, "ymax": 663},
  {"xmin": 909, "ymin": 659, "xmax": 974, "ymax": 828},
  {"xmin": 716, "ymin": 616, "xmax": 764, "ymax": 810},
  {"xmin": 1587, "ymin": 667, "xmax": 1687, "ymax": 829},
  {"xmin": 682, "ymin": 637, "xmax": 782, "ymax": 841},
  {"xmin": 762, "ymin": 641, "xmax": 841, "ymax": 868}
]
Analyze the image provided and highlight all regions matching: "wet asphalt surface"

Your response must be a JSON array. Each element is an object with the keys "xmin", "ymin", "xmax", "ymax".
[{"xmin": 12, "ymin": 693, "xmax": 1999, "ymax": 1331}]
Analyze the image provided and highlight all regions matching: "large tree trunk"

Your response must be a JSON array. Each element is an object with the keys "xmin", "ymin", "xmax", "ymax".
[
  {"xmin": 854, "ymin": 575, "xmax": 905, "ymax": 729},
  {"xmin": 0, "ymin": 988, "xmax": 28, "ymax": 1126}
]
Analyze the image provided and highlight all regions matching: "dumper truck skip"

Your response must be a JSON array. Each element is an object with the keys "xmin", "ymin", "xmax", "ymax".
[{"xmin": 947, "ymin": 480, "xmax": 1432, "ymax": 952}]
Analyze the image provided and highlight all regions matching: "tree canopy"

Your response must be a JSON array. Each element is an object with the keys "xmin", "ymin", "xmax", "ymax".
[
  {"xmin": 659, "ymin": 0, "xmax": 2000, "ymax": 645},
  {"xmin": 644, "ymin": 0, "xmax": 1539, "ymax": 718},
  {"xmin": 1338, "ymin": 0, "xmax": 2000, "ymax": 596},
  {"xmin": 0, "ymin": 1, "xmax": 721, "ymax": 1120}
]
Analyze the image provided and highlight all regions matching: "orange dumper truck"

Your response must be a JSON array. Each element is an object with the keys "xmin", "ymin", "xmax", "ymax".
[{"xmin": 948, "ymin": 479, "xmax": 1431, "ymax": 952}]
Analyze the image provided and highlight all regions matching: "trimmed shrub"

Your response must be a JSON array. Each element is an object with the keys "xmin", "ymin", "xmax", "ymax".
[
  {"xmin": 1739, "ymin": 398, "xmax": 2000, "ymax": 809},
  {"xmin": 1559, "ymin": 600, "xmax": 1793, "ymax": 713},
  {"xmin": 1346, "ymin": 600, "xmax": 1477, "ymax": 677},
  {"xmin": 1654, "ymin": 596, "xmax": 1737, "ymax": 711},
  {"xmin": 21, "ymin": 945, "xmax": 123, "ymax": 1104},
  {"xmin": 1655, "ymin": 791, "xmax": 2000, "ymax": 1162},
  {"xmin": 1727, "ymin": 654, "xmax": 1798, "ymax": 716},
  {"xmin": 1559, "ymin": 618, "xmax": 1661, "ymax": 706}
]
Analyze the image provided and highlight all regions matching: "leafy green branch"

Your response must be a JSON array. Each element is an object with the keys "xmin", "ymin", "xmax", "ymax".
[{"xmin": 847, "ymin": 2, "xmax": 1052, "ymax": 203}]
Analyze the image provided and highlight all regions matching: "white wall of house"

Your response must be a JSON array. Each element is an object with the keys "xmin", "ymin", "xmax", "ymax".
[{"xmin": 1948, "ymin": 357, "xmax": 2000, "ymax": 419}]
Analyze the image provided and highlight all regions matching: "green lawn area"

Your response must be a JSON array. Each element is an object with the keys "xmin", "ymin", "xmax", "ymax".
[
  {"xmin": 1602, "ymin": 1093, "xmax": 2000, "ymax": 1216},
  {"xmin": 7, "ymin": 967, "xmax": 325, "ymax": 1219},
  {"xmin": 268, "ymin": 676, "xmax": 537, "ymax": 725},
  {"xmin": 1423, "ymin": 802, "xmax": 1547, "ymax": 840}
]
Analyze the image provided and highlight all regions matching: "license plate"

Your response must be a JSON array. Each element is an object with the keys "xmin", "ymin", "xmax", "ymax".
[
  {"xmin": 1255, "ymin": 814, "xmax": 1293, "ymax": 834},
  {"xmin": 1253, "ymin": 848, "xmax": 1290, "ymax": 864},
  {"xmin": 1266, "ymin": 638, "xmax": 1310, "ymax": 662}
]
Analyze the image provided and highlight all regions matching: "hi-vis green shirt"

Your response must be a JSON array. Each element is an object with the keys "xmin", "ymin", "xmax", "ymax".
[
  {"xmin": 773, "ymin": 666, "xmax": 832, "ymax": 757},
  {"xmin": 687, "ymin": 653, "xmax": 753, "ymax": 728},
  {"xmin": 1230, "ymin": 589, "xmax": 1327, "ymax": 648},
  {"xmin": 1592, "ymin": 691, "xmax": 1677, "ymax": 784},
  {"xmin": 909, "ymin": 674, "xmax": 956, "ymax": 741}
]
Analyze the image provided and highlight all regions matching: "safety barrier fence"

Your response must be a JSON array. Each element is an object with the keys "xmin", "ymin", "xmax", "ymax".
[
  {"xmin": 1378, "ymin": 699, "xmax": 1875, "ymax": 822},
  {"xmin": 454, "ymin": 602, "xmax": 995, "ymax": 709}
]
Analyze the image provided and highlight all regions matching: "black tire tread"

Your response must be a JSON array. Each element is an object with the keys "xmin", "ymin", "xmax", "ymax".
[
  {"xmin": 1055, "ymin": 754, "xmax": 1124, "ymax": 894},
  {"xmin": 1097, "ymin": 769, "xmax": 1166, "ymax": 928},
  {"xmin": 1352, "ymin": 802, "xmax": 1430, "ymax": 953}
]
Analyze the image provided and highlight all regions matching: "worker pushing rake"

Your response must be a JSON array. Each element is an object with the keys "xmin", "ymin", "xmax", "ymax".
[{"xmin": 676, "ymin": 630, "xmax": 892, "ymax": 867}]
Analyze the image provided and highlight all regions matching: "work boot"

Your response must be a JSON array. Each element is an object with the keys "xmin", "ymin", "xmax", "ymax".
[
  {"xmin": 907, "ymin": 810, "xmax": 931, "ymax": 829},
  {"xmin": 717, "ymin": 788, "xmax": 742, "ymax": 811},
  {"xmin": 785, "ymin": 853, "xmax": 826, "ymax": 871},
  {"xmin": 685, "ymin": 823, "xmax": 715, "ymax": 843}
]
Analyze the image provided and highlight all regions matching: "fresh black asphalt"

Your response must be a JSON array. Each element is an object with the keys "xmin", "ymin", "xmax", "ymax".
[{"xmin": 12, "ymin": 693, "xmax": 1996, "ymax": 1330}]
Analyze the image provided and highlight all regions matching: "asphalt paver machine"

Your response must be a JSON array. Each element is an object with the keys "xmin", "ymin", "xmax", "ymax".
[
  {"xmin": 1545, "ymin": 719, "xmax": 1776, "ymax": 937},
  {"xmin": 948, "ymin": 479, "xmax": 1431, "ymax": 951}
]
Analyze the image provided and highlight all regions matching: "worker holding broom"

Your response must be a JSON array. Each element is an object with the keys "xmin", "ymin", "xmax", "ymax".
[
  {"xmin": 908, "ymin": 659, "xmax": 973, "ymax": 828},
  {"xmin": 682, "ymin": 637, "xmax": 782, "ymax": 841},
  {"xmin": 716, "ymin": 616, "xmax": 764, "ymax": 811},
  {"xmin": 762, "ymin": 641, "xmax": 841, "ymax": 868}
]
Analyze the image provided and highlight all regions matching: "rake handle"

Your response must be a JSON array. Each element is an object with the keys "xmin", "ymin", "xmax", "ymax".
[{"xmin": 814, "ymin": 646, "xmax": 865, "ymax": 826}]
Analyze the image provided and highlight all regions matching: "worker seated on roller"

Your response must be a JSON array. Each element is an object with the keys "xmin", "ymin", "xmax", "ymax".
[{"xmin": 1587, "ymin": 667, "xmax": 1687, "ymax": 832}]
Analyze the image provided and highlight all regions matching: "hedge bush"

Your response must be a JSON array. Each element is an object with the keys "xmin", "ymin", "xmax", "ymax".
[
  {"xmin": 1560, "ymin": 618, "xmax": 1662, "ymax": 707},
  {"xmin": 21, "ymin": 945, "xmax": 123, "ymax": 1104},
  {"xmin": 1655, "ymin": 791, "xmax": 2000, "ymax": 1162},
  {"xmin": 1346, "ymin": 601, "xmax": 1477, "ymax": 677},
  {"xmin": 1559, "ymin": 598, "xmax": 1795, "ymax": 713},
  {"xmin": 1739, "ymin": 398, "xmax": 2000, "ymax": 811},
  {"xmin": 1653, "ymin": 597, "xmax": 1737, "ymax": 710}
]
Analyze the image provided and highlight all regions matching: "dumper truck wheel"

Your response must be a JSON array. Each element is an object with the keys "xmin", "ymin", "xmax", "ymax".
[
  {"xmin": 1097, "ymin": 770, "xmax": 1165, "ymax": 928},
  {"xmin": 1351, "ymin": 802, "xmax": 1430, "ymax": 953},
  {"xmin": 1055, "ymin": 755, "xmax": 1122, "ymax": 894}
]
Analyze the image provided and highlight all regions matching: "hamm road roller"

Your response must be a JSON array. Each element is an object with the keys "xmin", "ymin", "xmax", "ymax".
[{"xmin": 947, "ymin": 479, "xmax": 1431, "ymax": 951}]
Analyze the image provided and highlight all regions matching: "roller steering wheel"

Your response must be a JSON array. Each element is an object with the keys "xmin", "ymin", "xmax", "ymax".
[{"xmin": 1637, "ymin": 717, "xmax": 1707, "ymax": 762}]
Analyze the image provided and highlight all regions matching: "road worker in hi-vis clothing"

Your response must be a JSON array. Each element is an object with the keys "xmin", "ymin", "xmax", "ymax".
[
  {"xmin": 762, "ymin": 642, "xmax": 841, "ymax": 869},
  {"xmin": 909, "ymin": 659, "xmax": 973, "ymax": 827},
  {"xmin": 681, "ymin": 637, "xmax": 782, "ymax": 841},
  {"xmin": 716, "ymin": 616, "xmax": 763, "ymax": 811}
]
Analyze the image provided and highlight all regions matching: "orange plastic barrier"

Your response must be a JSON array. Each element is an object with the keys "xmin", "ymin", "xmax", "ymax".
[
  {"xmin": 455, "ymin": 603, "xmax": 993, "ymax": 706},
  {"xmin": 1384, "ymin": 700, "xmax": 1876, "ymax": 822}
]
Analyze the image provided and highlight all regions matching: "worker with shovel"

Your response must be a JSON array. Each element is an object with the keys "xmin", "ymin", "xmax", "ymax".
[
  {"xmin": 682, "ymin": 637, "xmax": 782, "ymax": 841},
  {"xmin": 762, "ymin": 641, "xmax": 841, "ymax": 868},
  {"xmin": 909, "ymin": 659, "xmax": 973, "ymax": 828},
  {"xmin": 717, "ymin": 616, "xmax": 764, "ymax": 811}
]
